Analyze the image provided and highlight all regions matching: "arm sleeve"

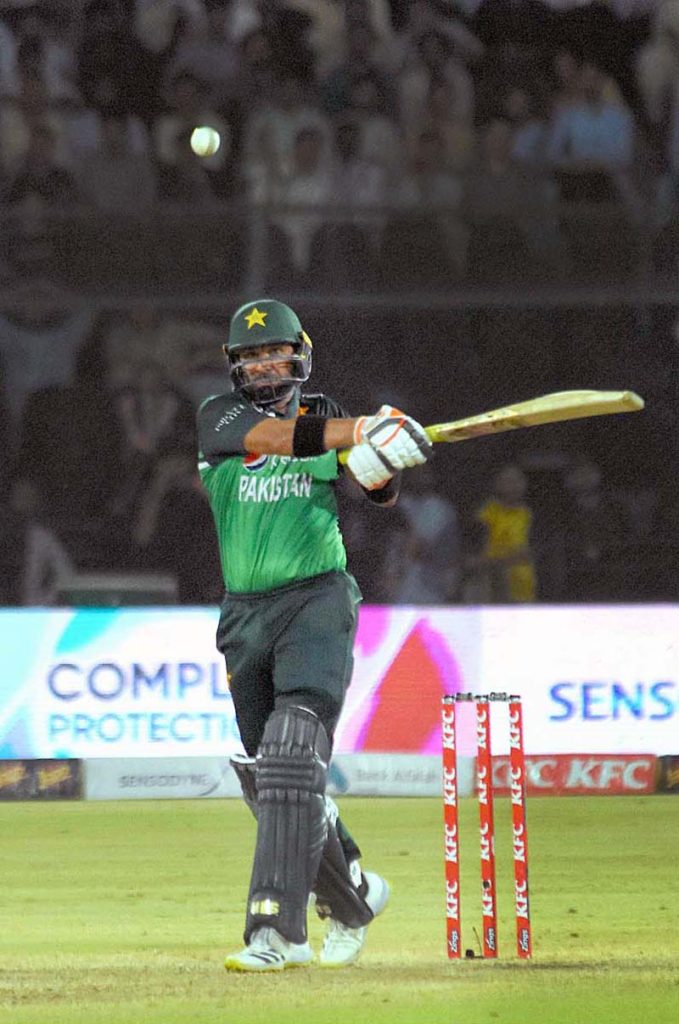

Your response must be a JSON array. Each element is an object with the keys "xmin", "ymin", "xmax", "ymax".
[{"xmin": 196, "ymin": 394, "xmax": 268, "ymax": 463}]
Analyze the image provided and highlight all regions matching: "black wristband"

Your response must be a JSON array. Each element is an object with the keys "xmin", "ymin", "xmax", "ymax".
[
  {"xmin": 365, "ymin": 472, "xmax": 401, "ymax": 504},
  {"xmin": 292, "ymin": 415, "xmax": 328, "ymax": 458}
]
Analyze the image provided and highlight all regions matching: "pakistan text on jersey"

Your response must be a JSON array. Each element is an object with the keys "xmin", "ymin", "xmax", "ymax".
[{"xmin": 238, "ymin": 473, "xmax": 313, "ymax": 502}]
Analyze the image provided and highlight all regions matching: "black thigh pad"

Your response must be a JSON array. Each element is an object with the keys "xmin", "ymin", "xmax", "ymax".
[{"xmin": 244, "ymin": 706, "xmax": 329, "ymax": 944}]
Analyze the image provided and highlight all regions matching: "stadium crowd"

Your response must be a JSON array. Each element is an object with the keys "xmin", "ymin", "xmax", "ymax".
[
  {"xmin": 0, "ymin": 0, "xmax": 677, "ymax": 284},
  {"xmin": 0, "ymin": 0, "xmax": 677, "ymax": 607}
]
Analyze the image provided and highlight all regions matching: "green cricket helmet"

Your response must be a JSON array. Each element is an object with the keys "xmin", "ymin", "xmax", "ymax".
[{"xmin": 225, "ymin": 298, "xmax": 313, "ymax": 405}]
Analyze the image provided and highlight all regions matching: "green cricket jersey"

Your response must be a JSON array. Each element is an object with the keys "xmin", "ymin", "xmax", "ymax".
[{"xmin": 197, "ymin": 392, "xmax": 348, "ymax": 594}]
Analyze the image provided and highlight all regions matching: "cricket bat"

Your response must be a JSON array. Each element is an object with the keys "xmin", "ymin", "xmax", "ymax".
[
  {"xmin": 339, "ymin": 390, "xmax": 643, "ymax": 462},
  {"xmin": 425, "ymin": 389, "xmax": 644, "ymax": 443}
]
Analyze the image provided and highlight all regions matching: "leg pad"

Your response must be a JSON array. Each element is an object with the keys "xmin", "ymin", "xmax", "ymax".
[
  {"xmin": 314, "ymin": 797, "xmax": 374, "ymax": 928},
  {"xmin": 244, "ymin": 706, "xmax": 329, "ymax": 944}
]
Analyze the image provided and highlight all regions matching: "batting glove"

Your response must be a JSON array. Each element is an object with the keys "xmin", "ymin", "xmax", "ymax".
[
  {"xmin": 353, "ymin": 404, "xmax": 432, "ymax": 472},
  {"xmin": 346, "ymin": 443, "xmax": 395, "ymax": 490}
]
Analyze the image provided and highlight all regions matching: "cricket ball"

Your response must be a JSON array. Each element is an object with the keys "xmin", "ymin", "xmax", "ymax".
[{"xmin": 190, "ymin": 126, "xmax": 221, "ymax": 157}]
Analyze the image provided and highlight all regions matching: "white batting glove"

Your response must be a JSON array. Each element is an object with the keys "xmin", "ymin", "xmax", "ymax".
[
  {"xmin": 353, "ymin": 404, "xmax": 432, "ymax": 472},
  {"xmin": 346, "ymin": 443, "xmax": 395, "ymax": 490}
]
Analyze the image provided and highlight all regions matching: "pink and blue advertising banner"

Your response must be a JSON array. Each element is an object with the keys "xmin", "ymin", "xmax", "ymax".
[{"xmin": 0, "ymin": 604, "xmax": 677, "ymax": 760}]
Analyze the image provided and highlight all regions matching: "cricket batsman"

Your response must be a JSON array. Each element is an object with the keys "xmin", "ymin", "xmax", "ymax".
[{"xmin": 196, "ymin": 298, "xmax": 432, "ymax": 971}]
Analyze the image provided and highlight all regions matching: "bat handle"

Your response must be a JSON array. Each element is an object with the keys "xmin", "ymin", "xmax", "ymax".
[{"xmin": 337, "ymin": 424, "xmax": 437, "ymax": 465}]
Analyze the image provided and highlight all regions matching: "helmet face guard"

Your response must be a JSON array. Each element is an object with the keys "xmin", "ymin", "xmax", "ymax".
[
  {"xmin": 226, "ymin": 333, "xmax": 313, "ymax": 405},
  {"xmin": 225, "ymin": 299, "xmax": 313, "ymax": 406}
]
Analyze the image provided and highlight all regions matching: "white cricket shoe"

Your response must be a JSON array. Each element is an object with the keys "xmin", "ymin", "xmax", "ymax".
[
  {"xmin": 319, "ymin": 871, "xmax": 390, "ymax": 968},
  {"xmin": 224, "ymin": 927, "xmax": 313, "ymax": 972}
]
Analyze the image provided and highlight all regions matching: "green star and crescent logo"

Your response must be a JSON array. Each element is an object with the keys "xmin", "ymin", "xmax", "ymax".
[{"xmin": 244, "ymin": 307, "xmax": 268, "ymax": 329}]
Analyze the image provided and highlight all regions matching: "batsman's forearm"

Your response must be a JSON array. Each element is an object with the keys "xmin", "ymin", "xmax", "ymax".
[{"xmin": 244, "ymin": 417, "xmax": 358, "ymax": 455}]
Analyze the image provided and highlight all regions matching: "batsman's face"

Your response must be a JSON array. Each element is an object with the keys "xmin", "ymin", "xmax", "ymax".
[{"xmin": 237, "ymin": 343, "xmax": 294, "ymax": 382}]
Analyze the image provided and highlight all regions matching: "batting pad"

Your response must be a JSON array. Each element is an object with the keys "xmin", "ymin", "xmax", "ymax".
[{"xmin": 245, "ymin": 706, "xmax": 329, "ymax": 945}]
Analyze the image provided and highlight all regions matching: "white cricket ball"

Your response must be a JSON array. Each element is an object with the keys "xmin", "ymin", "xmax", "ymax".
[{"xmin": 190, "ymin": 126, "xmax": 221, "ymax": 157}]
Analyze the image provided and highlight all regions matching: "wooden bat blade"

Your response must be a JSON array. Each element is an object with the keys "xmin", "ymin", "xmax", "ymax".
[{"xmin": 425, "ymin": 390, "xmax": 644, "ymax": 444}]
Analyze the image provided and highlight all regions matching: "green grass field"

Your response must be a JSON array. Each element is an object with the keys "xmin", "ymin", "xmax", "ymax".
[{"xmin": 1, "ymin": 795, "xmax": 678, "ymax": 1024}]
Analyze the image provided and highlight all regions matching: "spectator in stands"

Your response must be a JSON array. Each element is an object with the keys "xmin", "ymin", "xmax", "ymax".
[
  {"xmin": 335, "ymin": 465, "xmax": 407, "ymax": 604},
  {"xmin": 550, "ymin": 49, "xmax": 583, "ymax": 114},
  {"xmin": 256, "ymin": 1, "xmax": 317, "ymax": 81},
  {"xmin": 153, "ymin": 71, "xmax": 232, "ymax": 192},
  {"xmin": 636, "ymin": 0, "xmax": 679, "ymax": 125},
  {"xmin": 293, "ymin": 115, "xmax": 390, "ymax": 288},
  {"xmin": 105, "ymin": 358, "xmax": 196, "ymax": 531},
  {"xmin": 472, "ymin": 31, "xmax": 545, "ymax": 128},
  {"xmin": 464, "ymin": 118, "xmax": 562, "ymax": 281},
  {"xmin": 67, "ymin": 76, "xmax": 152, "ymax": 165},
  {"xmin": 76, "ymin": 114, "xmax": 156, "ymax": 214},
  {"xmin": 330, "ymin": 116, "xmax": 389, "ymax": 233},
  {"xmin": 345, "ymin": 70, "xmax": 403, "ymax": 185},
  {"xmin": 415, "ymin": 78, "xmax": 476, "ymax": 174},
  {"xmin": 546, "ymin": 61, "xmax": 635, "ymax": 203},
  {"xmin": 398, "ymin": 29, "xmax": 475, "ymax": 159},
  {"xmin": 465, "ymin": 463, "xmax": 537, "ymax": 604},
  {"xmin": 0, "ymin": 282, "xmax": 93, "ymax": 447},
  {"xmin": 12, "ymin": 3, "xmax": 80, "ymax": 104},
  {"xmin": 234, "ymin": 27, "xmax": 283, "ymax": 110},
  {"xmin": 134, "ymin": 0, "xmax": 209, "ymax": 57},
  {"xmin": 327, "ymin": 0, "xmax": 395, "ymax": 77},
  {"xmin": 383, "ymin": 462, "xmax": 460, "ymax": 604},
  {"xmin": 3, "ymin": 124, "xmax": 78, "ymax": 208},
  {"xmin": 242, "ymin": 72, "xmax": 331, "ymax": 199},
  {"xmin": 3, "ymin": 124, "xmax": 80, "ymax": 276},
  {"xmin": 167, "ymin": 0, "xmax": 241, "ymax": 109},
  {"xmin": 395, "ymin": 128, "xmax": 467, "ymax": 277},
  {"xmin": 321, "ymin": 19, "xmax": 395, "ymax": 117},
  {"xmin": 234, "ymin": 0, "xmax": 371, "ymax": 82},
  {"xmin": 394, "ymin": 0, "xmax": 482, "ymax": 75},
  {"xmin": 561, "ymin": 457, "xmax": 628, "ymax": 601},
  {"xmin": 132, "ymin": 452, "xmax": 223, "ymax": 604},
  {"xmin": 16, "ymin": 315, "xmax": 119, "ymax": 532},
  {"xmin": 503, "ymin": 86, "xmax": 547, "ymax": 170},
  {"xmin": 636, "ymin": 2, "xmax": 679, "ymax": 227},
  {"xmin": 268, "ymin": 126, "xmax": 334, "ymax": 275},
  {"xmin": 0, "ymin": 477, "xmax": 74, "ymax": 607},
  {"xmin": 0, "ymin": 69, "xmax": 72, "ymax": 178},
  {"xmin": 79, "ymin": 0, "xmax": 153, "ymax": 118}
]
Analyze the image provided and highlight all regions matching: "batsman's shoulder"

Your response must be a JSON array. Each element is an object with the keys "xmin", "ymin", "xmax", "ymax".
[
  {"xmin": 300, "ymin": 392, "xmax": 350, "ymax": 419},
  {"xmin": 196, "ymin": 392, "xmax": 260, "ymax": 463},
  {"xmin": 197, "ymin": 391, "xmax": 238, "ymax": 417},
  {"xmin": 197, "ymin": 392, "xmax": 248, "ymax": 429}
]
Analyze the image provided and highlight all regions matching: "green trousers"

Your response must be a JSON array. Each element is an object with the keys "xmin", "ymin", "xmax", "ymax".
[{"xmin": 216, "ymin": 570, "xmax": 361, "ymax": 756}]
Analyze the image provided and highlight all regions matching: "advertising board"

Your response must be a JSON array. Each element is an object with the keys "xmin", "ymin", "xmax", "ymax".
[{"xmin": 0, "ymin": 605, "xmax": 676, "ymax": 759}]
